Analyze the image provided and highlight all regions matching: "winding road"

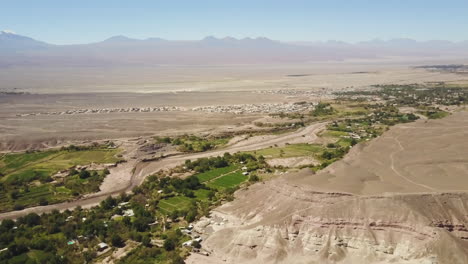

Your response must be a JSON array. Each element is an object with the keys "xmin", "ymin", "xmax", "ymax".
[{"xmin": 0, "ymin": 122, "xmax": 327, "ymax": 220}]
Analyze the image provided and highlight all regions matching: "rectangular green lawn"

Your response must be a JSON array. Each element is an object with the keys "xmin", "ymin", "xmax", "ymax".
[
  {"xmin": 207, "ymin": 171, "xmax": 248, "ymax": 189},
  {"xmin": 158, "ymin": 196, "xmax": 193, "ymax": 213},
  {"xmin": 195, "ymin": 165, "xmax": 239, "ymax": 183}
]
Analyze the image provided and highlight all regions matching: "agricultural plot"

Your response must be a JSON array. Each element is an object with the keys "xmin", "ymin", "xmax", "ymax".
[
  {"xmin": 320, "ymin": 130, "xmax": 356, "ymax": 147},
  {"xmin": 0, "ymin": 148, "xmax": 119, "ymax": 183},
  {"xmin": 207, "ymin": 171, "xmax": 248, "ymax": 189},
  {"xmin": 195, "ymin": 165, "xmax": 239, "ymax": 183},
  {"xmin": 158, "ymin": 196, "xmax": 193, "ymax": 214},
  {"xmin": 194, "ymin": 189, "xmax": 211, "ymax": 200},
  {"xmin": 0, "ymin": 147, "xmax": 121, "ymax": 212}
]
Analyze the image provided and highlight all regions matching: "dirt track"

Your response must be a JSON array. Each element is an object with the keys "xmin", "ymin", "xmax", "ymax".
[{"xmin": 0, "ymin": 122, "xmax": 326, "ymax": 220}]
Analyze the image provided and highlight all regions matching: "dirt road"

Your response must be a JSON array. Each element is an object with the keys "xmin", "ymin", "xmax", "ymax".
[{"xmin": 0, "ymin": 122, "xmax": 327, "ymax": 220}]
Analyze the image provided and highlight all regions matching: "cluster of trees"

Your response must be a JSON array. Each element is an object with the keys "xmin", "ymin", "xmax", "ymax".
[
  {"xmin": 310, "ymin": 102, "xmax": 335, "ymax": 117},
  {"xmin": 0, "ymin": 152, "xmax": 267, "ymax": 263},
  {"xmin": 184, "ymin": 152, "xmax": 262, "ymax": 173},
  {"xmin": 339, "ymin": 84, "xmax": 467, "ymax": 107},
  {"xmin": 0, "ymin": 187, "xmax": 193, "ymax": 264},
  {"xmin": 156, "ymin": 135, "xmax": 224, "ymax": 153},
  {"xmin": 321, "ymin": 147, "xmax": 349, "ymax": 161}
]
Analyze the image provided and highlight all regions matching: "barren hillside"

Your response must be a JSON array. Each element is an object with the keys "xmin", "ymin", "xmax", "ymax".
[{"xmin": 188, "ymin": 111, "xmax": 468, "ymax": 264}]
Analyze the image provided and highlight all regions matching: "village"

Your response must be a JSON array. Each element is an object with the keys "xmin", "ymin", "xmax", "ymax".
[{"xmin": 16, "ymin": 102, "xmax": 318, "ymax": 117}]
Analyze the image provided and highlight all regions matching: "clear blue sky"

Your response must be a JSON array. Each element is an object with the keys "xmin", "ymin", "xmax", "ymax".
[{"xmin": 1, "ymin": 0, "xmax": 467, "ymax": 44}]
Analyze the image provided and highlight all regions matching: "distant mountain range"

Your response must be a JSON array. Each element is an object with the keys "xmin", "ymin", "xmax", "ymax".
[{"xmin": 1, "ymin": 31, "xmax": 468, "ymax": 66}]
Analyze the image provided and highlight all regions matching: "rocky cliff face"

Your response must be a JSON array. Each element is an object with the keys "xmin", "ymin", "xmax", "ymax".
[{"xmin": 189, "ymin": 175, "xmax": 468, "ymax": 264}]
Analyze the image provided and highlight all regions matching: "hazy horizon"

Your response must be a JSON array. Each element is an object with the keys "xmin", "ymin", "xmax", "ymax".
[
  {"xmin": 3, "ymin": 30, "xmax": 468, "ymax": 46},
  {"xmin": 2, "ymin": 0, "xmax": 468, "ymax": 45}
]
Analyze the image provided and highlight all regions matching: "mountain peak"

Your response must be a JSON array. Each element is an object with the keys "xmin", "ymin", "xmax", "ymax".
[
  {"xmin": 102, "ymin": 35, "xmax": 138, "ymax": 43},
  {"xmin": 1, "ymin": 30, "xmax": 16, "ymax": 35}
]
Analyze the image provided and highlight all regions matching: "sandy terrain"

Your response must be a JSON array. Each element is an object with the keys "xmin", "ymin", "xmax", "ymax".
[
  {"xmin": 1, "ymin": 63, "xmax": 468, "ymax": 94},
  {"xmin": 266, "ymin": 157, "xmax": 319, "ymax": 167},
  {"xmin": 295, "ymin": 111, "xmax": 468, "ymax": 194},
  {"xmin": 0, "ymin": 91, "xmax": 285, "ymax": 151}
]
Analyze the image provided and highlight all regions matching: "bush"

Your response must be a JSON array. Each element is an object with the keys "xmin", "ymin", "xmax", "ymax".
[
  {"xmin": 111, "ymin": 234, "xmax": 125, "ymax": 248},
  {"xmin": 13, "ymin": 204, "xmax": 24, "ymax": 211},
  {"xmin": 249, "ymin": 174, "xmax": 260, "ymax": 182},
  {"xmin": 163, "ymin": 238, "xmax": 176, "ymax": 251},
  {"xmin": 142, "ymin": 235, "xmax": 151, "ymax": 247},
  {"xmin": 191, "ymin": 240, "xmax": 201, "ymax": 249},
  {"xmin": 39, "ymin": 197, "xmax": 49, "ymax": 206},
  {"xmin": 79, "ymin": 170, "xmax": 91, "ymax": 179}
]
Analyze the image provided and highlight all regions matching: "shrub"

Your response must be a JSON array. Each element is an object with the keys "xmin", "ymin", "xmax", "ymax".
[
  {"xmin": 111, "ymin": 234, "xmax": 125, "ymax": 248},
  {"xmin": 163, "ymin": 238, "xmax": 176, "ymax": 251}
]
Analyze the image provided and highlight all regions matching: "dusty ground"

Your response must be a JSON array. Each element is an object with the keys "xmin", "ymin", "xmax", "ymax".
[
  {"xmin": 186, "ymin": 111, "xmax": 468, "ymax": 264},
  {"xmin": 295, "ymin": 111, "xmax": 468, "ymax": 194},
  {"xmin": 0, "ymin": 91, "xmax": 288, "ymax": 151},
  {"xmin": 1, "ymin": 64, "xmax": 467, "ymax": 152},
  {"xmin": 1, "ymin": 62, "xmax": 467, "ymax": 94}
]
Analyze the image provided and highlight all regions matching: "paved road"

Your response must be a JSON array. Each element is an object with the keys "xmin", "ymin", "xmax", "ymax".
[{"xmin": 0, "ymin": 122, "xmax": 326, "ymax": 220}]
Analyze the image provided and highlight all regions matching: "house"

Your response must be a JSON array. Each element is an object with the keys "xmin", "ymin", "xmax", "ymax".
[
  {"xmin": 97, "ymin": 242, "xmax": 109, "ymax": 251},
  {"xmin": 148, "ymin": 220, "xmax": 159, "ymax": 226},
  {"xmin": 182, "ymin": 241, "xmax": 193, "ymax": 247},
  {"xmin": 181, "ymin": 229, "xmax": 191, "ymax": 235},
  {"xmin": 118, "ymin": 202, "xmax": 130, "ymax": 208},
  {"xmin": 242, "ymin": 172, "xmax": 249, "ymax": 176},
  {"xmin": 241, "ymin": 166, "xmax": 248, "ymax": 171},
  {"xmin": 123, "ymin": 209, "xmax": 135, "ymax": 217}
]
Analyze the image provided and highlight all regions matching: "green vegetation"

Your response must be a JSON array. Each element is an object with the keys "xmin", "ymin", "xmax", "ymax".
[
  {"xmin": 417, "ymin": 107, "xmax": 450, "ymax": 119},
  {"xmin": 207, "ymin": 171, "xmax": 248, "ymax": 189},
  {"xmin": 336, "ymin": 83, "xmax": 467, "ymax": 112},
  {"xmin": 0, "ymin": 153, "xmax": 266, "ymax": 264},
  {"xmin": 0, "ymin": 145, "xmax": 120, "ymax": 212},
  {"xmin": 310, "ymin": 102, "xmax": 335, "ymax": 117},
  {"xmin": 156, "ymin": 135, "xmax": 230, "ymax": 153},
  {"xmin": 158, "ymin": 196, "xmax": 195, "ymax": 214},
  {"xmin": 194, "ymin": 165, "xmax": 239, "ymax": 183}
]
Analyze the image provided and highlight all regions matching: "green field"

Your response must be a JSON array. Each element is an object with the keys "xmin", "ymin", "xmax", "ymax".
[
  {"xmin": 195, "ymin": 165, "xmax": 239, "ymax": 182},
  {"xmin": 0, "ymin": 147, "xmax": 121, "ymax": 212},
  {"xmin": 194, "ymin": 189, "xmax": 211, "ymax": 200},
  {"xmin": 0, "ymin": 148, "xmax": 120, "ymax": 184},
  {"xmin": 251, "ymin": 143, "xmax": 324, "ymax": 159},
  {"xmin": 321, "ymin": 130, "xmax": 348, "ymax": 138},
  {"xmin": 320, "ymin": 130, "xmax": 356, "ymax": 147},
  {"xmin": 207, "ymin": 171, "xmax": 248, "ymax": 189},
  {"xmin": 158, "ymin": 196, "xmax": 194, "ymax": 214}
]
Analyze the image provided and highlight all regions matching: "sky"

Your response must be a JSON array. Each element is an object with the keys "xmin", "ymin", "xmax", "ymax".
[{"xmin": 1, "ymin": 0, "xmax": 468, "ymax": 44}]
